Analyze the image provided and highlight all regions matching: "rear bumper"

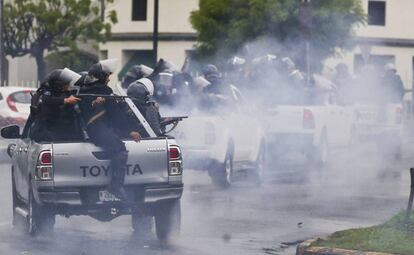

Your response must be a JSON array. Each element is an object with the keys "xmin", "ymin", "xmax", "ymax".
[
  {"xmin": 36, "ymin": 184, "xmax": 183, "ymax": 213},
  {"xmin": 354, "ymin": 125, "xmax": 402, "ymax": 140},
  {"xmin": 266, "ymin": 132, "xmax": 315, "ymax": 154}
]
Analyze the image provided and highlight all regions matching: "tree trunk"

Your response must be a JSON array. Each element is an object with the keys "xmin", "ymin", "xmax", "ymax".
[{"xmin": 33, "ymin": 52, "xmax": 46, "ymax": 84}]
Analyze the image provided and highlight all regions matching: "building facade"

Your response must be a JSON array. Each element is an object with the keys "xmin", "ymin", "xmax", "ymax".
[
  {"xmin": 325, "ymin": 0, "xmax": 414, "ymax": 100},
  {"xmin": 6, "ymin": 0, "xmax": 414, "ymax": 94},
  {"xmin": 101, "ymin": 0, "xmax": 198, "ymax": 80}
]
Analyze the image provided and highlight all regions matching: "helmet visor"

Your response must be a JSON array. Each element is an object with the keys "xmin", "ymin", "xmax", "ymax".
[
  {"xmin": 158, "ymin": 72, "xmax": 174, "ymax": 87},
  {"xmin": 60, "ymin": 68, "xmax": 82, "ymax": 87},
  {"xmin": 99, "ymin": 58, "xmax": 118, "ymax": 75},
  {"xmin": 139, "ymin": 65, "xmax": 154, "ymax": 76},
  {"xmin": 230, "ymin": 56, "xmax": 246, "ymax": 65}
]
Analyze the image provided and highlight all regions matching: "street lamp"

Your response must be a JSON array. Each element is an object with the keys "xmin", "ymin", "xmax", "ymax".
[
  {"xmin": 299, "ymin": 0, "xmax": 312, "ymax": 83},
  {"xmin": 153, "ymin": 0, "xmax": 159, "ymax": 66}
]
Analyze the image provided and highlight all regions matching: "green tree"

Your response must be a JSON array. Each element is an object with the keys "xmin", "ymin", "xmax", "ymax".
[
  {"xmin": 3, "ymin": 0, "xmax": 117, "ymax": 81},
  {"xmin": 190, "ymin": 0, "xmax": 365, "ymax": 70}
]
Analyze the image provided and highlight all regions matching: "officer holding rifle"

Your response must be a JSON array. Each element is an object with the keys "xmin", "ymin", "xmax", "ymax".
[
  {"xmin": 77, "ymin": 59, "xmax": 141, "ymax": 201},
  {"xmin": 30, "ymin": 68, "xmax": 82, "ymax": 142}
]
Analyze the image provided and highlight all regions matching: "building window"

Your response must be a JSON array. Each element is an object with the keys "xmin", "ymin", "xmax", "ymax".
[
  {"xmin": 368, "ymin": 1, "xmax": 386, "ymax": 26},
  {"xmin": 132, "ymin": 0, "xmax": 147, "ymax": 21}
]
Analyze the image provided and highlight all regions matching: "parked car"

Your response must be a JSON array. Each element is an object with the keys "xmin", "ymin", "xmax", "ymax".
[{"xmin": 0, "ymin": 86, "xmax": 36, "ymax": 127}]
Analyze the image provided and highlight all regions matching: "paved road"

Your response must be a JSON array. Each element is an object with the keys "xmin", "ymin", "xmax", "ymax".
[{"xmin": 0, "ymin": 141, "xmax": 411, "ymax": 255}]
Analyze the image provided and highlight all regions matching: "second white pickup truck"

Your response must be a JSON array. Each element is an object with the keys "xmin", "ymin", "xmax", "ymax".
[{"xmin": 266, "ymin": 91, "xmax": 354, "ymax": 165}]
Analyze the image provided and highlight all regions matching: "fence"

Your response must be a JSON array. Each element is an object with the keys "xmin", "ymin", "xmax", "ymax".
[{"xmin": 1, "ymin": 80, "xmax": 40, "ymax": 88}]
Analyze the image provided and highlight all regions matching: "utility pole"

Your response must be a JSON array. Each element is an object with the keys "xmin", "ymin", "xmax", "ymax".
[
  {"xmin": 100, "ymin": 0, "xmax": 105, "ymax": 21},
  {"xmin": 153, "ymin": 0, "xmax": 159, "ymax": 65},
  {"xmin": 0, "ymin": 0, "xmax": 4, "ymax": 86},
  {"xmin": 299, "ymin": 0, "xmax": 312, "ymax": 84}
]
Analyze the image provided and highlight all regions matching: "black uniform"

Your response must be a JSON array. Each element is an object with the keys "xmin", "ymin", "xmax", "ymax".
[
  {"xmin": 135, "ymin": 101, "xmax": 164, "ymax": 136},
  {"xmin": 78, "ymin": 82, "xmax": 134, "ymax": 196},
  {"xmin": 29, "ymin": 68, "xmax": 85, "ymax": 141},
  {"xmin": 30, "ymin": 86, "xmax": 79, "ymax": 142},
  {"xmin": 382, "ymin": 72, "xmax": 405, "ymax": 103}
]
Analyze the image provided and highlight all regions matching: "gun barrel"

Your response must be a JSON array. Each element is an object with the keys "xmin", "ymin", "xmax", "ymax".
[{"xmin": 76, "ymin": 94, "xmax": 133, "ymax": 99}]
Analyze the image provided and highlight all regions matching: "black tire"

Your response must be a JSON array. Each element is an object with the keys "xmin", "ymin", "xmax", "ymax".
[
  {"xmin": 307, "ymin": 133, "xmax": 328, "ymax": 167},
  {"xmin": 26, "ymin": 185, "xmax": 55, "ymax": 236},
  {"xmin": 253, "ymin": 144, "xmax": 266, "ymax": 186},
  {"xmin": 154, "ymin": 199, "xmax": 181, "ymax": 244},
  {"xmin": 209, "ymin": 149, "xmax": 233, "ymax": 188},
  {"xmin": 131, "ymin": 213, "xmax": 154, "ymax": 239}
]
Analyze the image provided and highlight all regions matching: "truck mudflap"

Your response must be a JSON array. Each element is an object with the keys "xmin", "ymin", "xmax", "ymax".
[{"xmin": 51, "ymin": 139, "xmax": 170, "ymax": 188}]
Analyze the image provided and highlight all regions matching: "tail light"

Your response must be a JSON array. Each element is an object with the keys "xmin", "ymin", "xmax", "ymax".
[
  {"xmin": 168, "ymin": 145, "xmax": 182, "ymax": 176},
  {"xmin": 303, "ymin": 109, "xmax": 315, "ymax": 129},
  {"xmin": 36, "ymin": 150, "xmax": 53, "ymax": 180},
  {"xmin": 6, "ymin": 95, "xmax": 17, "ymax": 112},
  {"xmin": 395, "ymin": 106, "xmax": 403, "ymax": 124}
]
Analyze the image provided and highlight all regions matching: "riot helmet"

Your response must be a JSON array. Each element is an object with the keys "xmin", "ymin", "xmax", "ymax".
[
  {"xmin": 127, "ymin": 78, "xmax": 154, "ymax": 103},
  {"xmin": 193, "ymin": 76, "xmax": 211, "ymax": 92},
  {"xmin": 202, "ymin": 64, "xmax": 220, "ymax": 83},
  {"xmin": 122, "ymin": 64, "xmax": 154, "ymax": 88},
  {"xmin": 45, "ymin": 68, "xmax": 81, "ymax": 92},
  {"xmin": 228, "ymin": 56, "xmax": 246, "ymax": 66},
  {"xmin": 281, "ymin": 57, "xmax": 295, "ymax": 71},
  {"xmin": 86, "ymin": 58, "xmax": 118, "ymax": 84}
]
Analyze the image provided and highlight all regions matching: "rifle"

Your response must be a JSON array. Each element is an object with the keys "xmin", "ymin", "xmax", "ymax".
[
  {"xmin": 160, "ymin": 116, "xmax": 188, "ymax": 127},
  {"xmin": 75, "ymin": 94, "xmax": 136, "ymax": 100},
  {"xmin": 160, "ymin": 116, "xmax": 188, "ymax": 134}
]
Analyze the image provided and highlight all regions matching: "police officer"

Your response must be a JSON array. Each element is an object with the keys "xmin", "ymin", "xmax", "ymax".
[
  {"xmin": 382, "ymin": 63, "xmax": 405, "ymax": 103},
  {"xmin": 200, "ymin": 64, "xmax": 238, "ymax": 110},
  {"xmin": 30, "ymin": 68, "xmax": 82, "ymax": 142},
  {"xmin": 202, "ymin": 64, "xmax": 235, "ymax": 96},
  {"xmin": 121, "ymin": 64, "xmax": 154, "ymax": 89},
  {"xmin": 79, "ymin": 59, "xmax": 141, "ymax": 200},
  {"xmin": 127, "ymin": 78, "xmax": 164, "ymax": 136}
]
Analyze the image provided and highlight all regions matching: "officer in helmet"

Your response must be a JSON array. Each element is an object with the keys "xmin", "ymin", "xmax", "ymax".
[
  {"xmin": 121, "ymin": 64, "xmax": 154, "ymax": 89},
  {"xmin": 382, "ymin": 63, "xmax": 404, "ymax": 103},
  {"xmin": 79, "ymin": 59, "xmax": 142, "ymax": 201},
  {"xmin": 30, "ymin": 68, "xmax": 82, "ymax": 142},
  {"xmin": 202, "ymin": 64, "xmax": 230, "ymax": 94},
  {"xmin": 127, "ymin": 78, "xmax": 164, "ymax": 136}
]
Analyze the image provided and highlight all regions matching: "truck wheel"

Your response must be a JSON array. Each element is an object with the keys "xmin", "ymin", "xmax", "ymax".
[
  {"xmin": 308, "ymin": 134, "xmax": 328, "ymax": 166},
  {"xmin": 132, "ymin": 213, "xmax": 154, "ymax": 238},
  {"xmin": 154, "ymin": 199, "xmax": 181, "ymax": 244},
  {"xmin": 253, "ymin": 144, "xmax": 266, "ymax": 186},
  {"xmin": 12, "ymin": 168, "xmax": 24, "ymax": 230},
  {"xmin": 26, "ymin": 186, "xmax": 55, "ymax": 236},
  {"xmin": 210, "ymin": 149, "xmax": 234, "ymax": 188}
]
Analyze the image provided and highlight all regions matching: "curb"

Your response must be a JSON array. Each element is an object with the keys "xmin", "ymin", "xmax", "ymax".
[{"xmin": 296, "ymin": 239, "xmax": 396, "ymax": 255}]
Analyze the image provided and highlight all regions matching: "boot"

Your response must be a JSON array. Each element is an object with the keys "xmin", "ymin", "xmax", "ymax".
[{"xmin": 108, "ymin": 151, "xmax": 129, "ymax": 201}]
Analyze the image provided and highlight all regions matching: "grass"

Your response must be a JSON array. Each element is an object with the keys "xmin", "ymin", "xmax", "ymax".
[{"xmin": 312, "ymin": 211, "xmax": 414, "ymax": 255}]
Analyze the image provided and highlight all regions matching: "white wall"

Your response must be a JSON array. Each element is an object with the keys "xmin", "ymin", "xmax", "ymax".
[
  {"xmin": 108, "ymin": 0, "xmax": 198, "ymax": 34},
  {"xmin": 7, "ymin": 56, "xmax": 38, "ymax": 87},
  {"xmin": 356, "ymin": 0, "xmax": 414, "ymax": 40}
]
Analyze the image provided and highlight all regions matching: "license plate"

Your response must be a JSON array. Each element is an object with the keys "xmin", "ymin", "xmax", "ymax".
[{"xmin": 99, "ymin": 190, "xmax": 120, "ymax": 202}]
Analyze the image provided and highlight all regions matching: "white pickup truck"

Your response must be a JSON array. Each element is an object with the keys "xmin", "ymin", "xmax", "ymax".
[
  {"xmin": 266, "ymin": 91, "xmax": 354, "ymax": 165},
  {"xmin": 172, "ymin": 107, "xmax": 266, "ymax": 188},
  {"xmin": 1, "ymin": 84, "xmax": 183, "ymax": 243},
  {"xmin": 351, "ymin": 103, "xmax": 403, "ymax": 158}
]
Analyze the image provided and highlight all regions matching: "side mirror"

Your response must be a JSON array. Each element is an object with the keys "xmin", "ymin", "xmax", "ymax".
[{"xmin": 1, "ymin": 125, "xmax": 20, "ymax": 139}]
